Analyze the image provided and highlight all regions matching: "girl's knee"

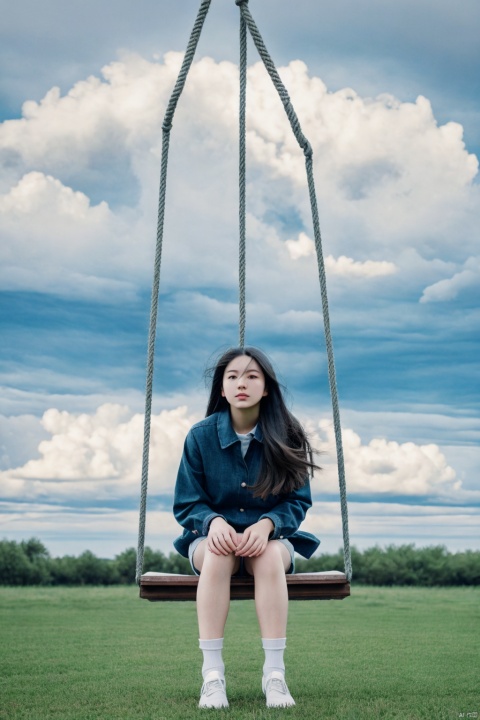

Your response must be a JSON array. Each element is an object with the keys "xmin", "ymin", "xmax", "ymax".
[
  {"xmin": 246, "ymin": 541, "xmax": 287, "ymax": 576},
  {"xmin": 201, "ymin": 548, "xmax": 240, "ymax": 577}
]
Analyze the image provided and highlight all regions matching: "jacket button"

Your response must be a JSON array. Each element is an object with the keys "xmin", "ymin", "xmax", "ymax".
[
  {"xmin": 279, "ymin": 535, "xmax": 284, "ymax": 539},
  {"xmin": 241, "ymin": 482, "xmax": 246, "ymax": 487},
  {"xmin": 239, "ymin": 508, "xmax": 245, "ymax": 512}
]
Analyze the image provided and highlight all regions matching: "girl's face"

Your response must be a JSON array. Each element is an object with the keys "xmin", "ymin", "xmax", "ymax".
[{"xmin": 221, "ymin": 356, "xmax": 268, "ymax": 411}]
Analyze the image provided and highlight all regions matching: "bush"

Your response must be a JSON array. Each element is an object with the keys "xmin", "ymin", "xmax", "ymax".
[
  {"xmin": 0, "ymin": 538, "xmax": 478, "ymax": 586},
  {"xmin": 0, "ymin": 539, "xmax": 52, "ymax": 585},
  {"xmin": 114, "ymin": 548, "xmax": 137, "ymax": 584},
  {"xmin": 297, "ymin": 543, "xmax": 480, "ymax": 587}
]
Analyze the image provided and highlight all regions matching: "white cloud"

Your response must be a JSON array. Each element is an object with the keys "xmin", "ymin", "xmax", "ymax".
[
  {"xmin": 420, "ymin": 256, "xmax": 480, "ymax": 303},
  {"xmin": 0, "ymin": 53, "xmax": 478, "ymax": 302},
  {"xmin": 245, "ymin": 64, "xmax": 478, "ymax": 252},
  {"xmin": 0, "ymin": 172, "xmax": 138, "ymax": 299},
  {"xmin": 0, "ymin": 404, "xmax": 200, "ymax": 502},
  {"xmin": 310, "ymin": 419, "xmax": 462, "ymax": 499},
  {"xmin": 324, "ymin": 255, "xmax": 397, "ymax": 278},
  {"xmin": 0, "ymin": 52, "xmax": 177, "ymax": 171},
  {"xmin": 1, "ymin": 403, "xmax": 466, "ymax": 506},
  {"xmin": 1, "ymin": 403, "xmax": 478, "ymax": 557},
  {"xmin": 0, "ymin": 171, "xmax": 105, "ymax": 217},
  {"xmin": 284, "ymin": 231, "xmax": 314, "ymax": 260},
  {"xmin": 285, "ymin": 232, "xmax": 397, "ymax": 277}
]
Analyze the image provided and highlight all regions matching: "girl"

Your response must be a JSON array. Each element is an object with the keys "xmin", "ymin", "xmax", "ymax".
[{"xmin": 173, "ymin": 346, "xmax": 320, "ymax": 709}]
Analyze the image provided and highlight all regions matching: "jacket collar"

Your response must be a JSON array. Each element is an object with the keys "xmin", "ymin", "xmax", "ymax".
[{"xmin": 217, "ymin": 408, "xmax": 263, "ymax": 449}]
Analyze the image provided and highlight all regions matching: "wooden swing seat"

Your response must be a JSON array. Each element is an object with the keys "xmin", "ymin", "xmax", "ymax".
[{"xmin": 140, "ymin": 570, "xmax": 350, "ymax": 601}]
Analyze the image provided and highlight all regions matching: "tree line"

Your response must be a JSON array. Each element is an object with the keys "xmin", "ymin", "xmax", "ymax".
[{"xmin": 0, "ymin": 538, "xmax": 478, "ymax": 587}]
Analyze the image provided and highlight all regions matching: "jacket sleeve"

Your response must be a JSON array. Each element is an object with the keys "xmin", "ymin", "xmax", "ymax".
[
  {"xmin": 258, "ymin": 477, "xmax": 312, "ymax": 539},
  {"xmin": 173, "ymin": 430, "xmax": 226, "ymax": 536}
]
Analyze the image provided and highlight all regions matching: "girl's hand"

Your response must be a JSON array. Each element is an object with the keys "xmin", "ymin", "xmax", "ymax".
[
  {"xmin": 207, "ymin": 517, "xmax": 239, "ymax": 556},
  {"xmin": 235, "ymin": 518, "xmax": 274, "ymax": 557}
]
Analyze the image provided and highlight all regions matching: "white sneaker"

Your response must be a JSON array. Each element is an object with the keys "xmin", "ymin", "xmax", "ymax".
[
  {"xmin": 199, "ymin": 670, "xmax": 229, "ymax": 709},
  {"xmin": 262, "ymin": 670, "xmax": 296, "ymax": 708}
]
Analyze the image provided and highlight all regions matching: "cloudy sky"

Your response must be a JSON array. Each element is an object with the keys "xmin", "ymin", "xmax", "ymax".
[{"xmin": 1, "ymin": 0, "xmax": 479, "ymax": 563}]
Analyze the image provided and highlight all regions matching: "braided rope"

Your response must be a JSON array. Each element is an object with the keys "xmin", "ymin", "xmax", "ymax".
[
  {"xmin": 238, "ymin": 5, "xmax": 247, "ymax": 348},
  {"xmin": 238, "ymin": 1, "xmax": 352, "ymax": 581},
  {"xmin": 136, "ymin": 0, "xmax": 213, "ymax": 584}
]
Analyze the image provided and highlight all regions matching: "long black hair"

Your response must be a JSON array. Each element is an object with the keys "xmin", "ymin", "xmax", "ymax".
[{"xmin": 205, "ymin": 346, "xmax": 320, "ymax": 499}]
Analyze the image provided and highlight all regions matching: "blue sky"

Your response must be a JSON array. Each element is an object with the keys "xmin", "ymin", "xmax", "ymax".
[{"xmin": 1, "ymin": 0, "xmax": 479, "ymax": 561}]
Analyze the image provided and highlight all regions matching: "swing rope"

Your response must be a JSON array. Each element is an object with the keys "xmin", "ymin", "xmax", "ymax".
[
  {"xmin": 135, "ymin": 0, "xmax": 213, "ymax": 584},
  {"xmin": 136, "ymin": 0, "xmax": 352, "ymax": 585},
  {"xmin": 236, "ymin": 0, "xmax": 351, "ymax": 582},
  {"xmin": 238, "ymin": 7, "xmax": 247, "ymax": 348}
]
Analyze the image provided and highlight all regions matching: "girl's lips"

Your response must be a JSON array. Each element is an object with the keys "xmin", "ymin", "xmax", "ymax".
[{"xmin": 236, "ymin": 394, "xmax": 249, "ymax": 399}]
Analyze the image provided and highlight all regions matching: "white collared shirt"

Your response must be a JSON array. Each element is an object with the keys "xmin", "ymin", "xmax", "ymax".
[{"xmin": 235, "ymin": 425, "xmax": 257, "ymax": 458}]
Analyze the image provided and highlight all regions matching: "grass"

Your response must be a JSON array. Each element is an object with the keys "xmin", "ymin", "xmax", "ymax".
[{"xmin": 0, "ymin": 585, "xmax": 478, "ymax": 720}]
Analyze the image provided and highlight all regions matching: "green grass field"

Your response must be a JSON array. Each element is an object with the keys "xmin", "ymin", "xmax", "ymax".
[{"xmin": 0, "ymin": 585, "xmax": 478, "ymax": 720}]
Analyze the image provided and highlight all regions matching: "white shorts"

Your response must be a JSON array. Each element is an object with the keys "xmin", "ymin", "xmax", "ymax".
[{"xmin": 188, "ymin": 536, "xmax": 295, "ymax": 576}]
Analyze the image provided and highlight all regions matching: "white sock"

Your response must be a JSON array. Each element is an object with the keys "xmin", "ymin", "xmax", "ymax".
[
  {"xmin": 262, "ymin": 637, "xmax": 286, "ymax": 676},
  {"xmin": 199, "ymin": 638, "xmax": 225, "ymax": 679}
]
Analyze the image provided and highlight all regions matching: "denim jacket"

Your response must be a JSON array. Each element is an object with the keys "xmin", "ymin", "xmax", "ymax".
[{"xmin": 173, "ymin": 409, "xmax": 320, "ymax": 559}]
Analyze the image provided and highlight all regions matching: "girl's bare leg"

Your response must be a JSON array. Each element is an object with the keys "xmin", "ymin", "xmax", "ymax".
[
  {"xmin": 244, "ymin": 541, "xmax": 291, "ymax": 637},
  {"xmin": 194, "ymin": 539, "xmax": 240, "ymax": 639}
]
